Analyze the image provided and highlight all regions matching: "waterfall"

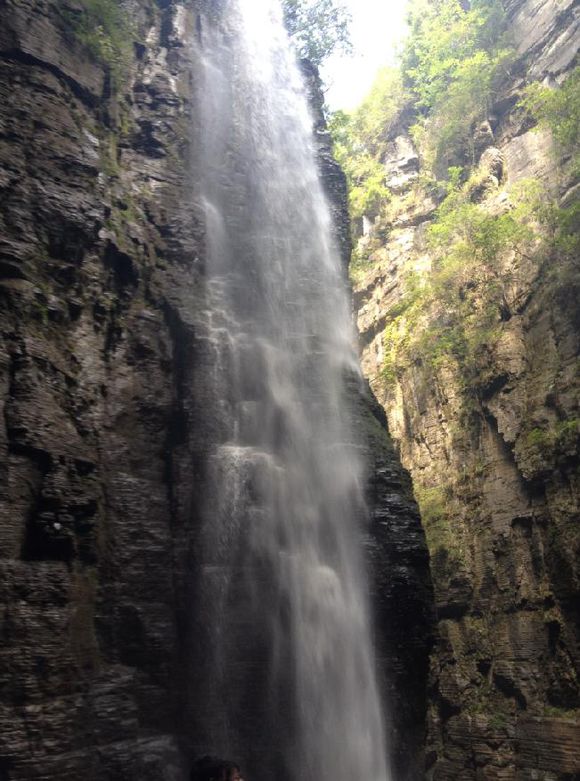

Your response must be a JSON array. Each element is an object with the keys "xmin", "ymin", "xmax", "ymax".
[{"xmin": 193, "ymin": 1, "xmax": 390, "ymax": 779}]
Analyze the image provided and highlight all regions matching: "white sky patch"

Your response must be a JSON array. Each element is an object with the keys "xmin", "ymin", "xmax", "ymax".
[{"xmin": 321, "ymin": 0, "xmax": 409, "ymax": 112}]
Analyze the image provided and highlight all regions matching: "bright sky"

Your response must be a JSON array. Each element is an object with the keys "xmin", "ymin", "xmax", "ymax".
[{"xmin": 321, "ymin": 0, "xmax": 409, "ymax": 112}]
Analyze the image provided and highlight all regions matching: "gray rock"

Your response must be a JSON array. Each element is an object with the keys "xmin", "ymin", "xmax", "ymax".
[
  {"xmin": 384, "ymin": 135, "xmax": 420, "ymax": 194},
  {"xmin": 0, "ymin": 2, "xmax": 434, "ymax": 779},
  {"xmin": 352, "ymin": 1, "xmax": 580, "ymax": 777}
]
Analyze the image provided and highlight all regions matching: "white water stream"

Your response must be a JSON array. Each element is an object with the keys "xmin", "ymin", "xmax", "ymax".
[{"xmin": 195, "ymin": 2, "xmax": 390, "ymax": 779}]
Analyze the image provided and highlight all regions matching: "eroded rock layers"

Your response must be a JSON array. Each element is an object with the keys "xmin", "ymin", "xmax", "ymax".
[
  {"xmin": 354, "ymin": 0, "xmax": 579, "ymax": 777},
  {"xmin": 0, "ymin": 2, "xmax": 433, "ymax": 779},
  {"xmin": 0, "ymin": 1, "xmax": 205, "ymax": 777}
]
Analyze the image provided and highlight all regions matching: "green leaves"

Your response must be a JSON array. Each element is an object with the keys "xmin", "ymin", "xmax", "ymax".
[
  {"xmin": 402, "ymin": 0, "xmax": 509, "ymax": 111},
  {"xmin": 349, "ymin": 68, "xmax": 407, "ymax": 158},
  {"xmin": 379, "ymin": 171, "xmax": 541, "ymax": 392},
  {"xmin": 59, "ymin": 0, "xmax": 132, "ymax": 79},
  {"xmin": 328, "ymin": 68, "xmax": 406, "ymax": 224},
  {"xmin": 281, "ymin": 0, "xmax": 351, "ymax": 66},
  {"xmin": 520, "ymin": 67, "xmax": 580, "ymax": 177},
  {"xmin": 521, "ymin": 68, "xmax": 580, "ymax": 152},
  {"xmin": 402, "ymin": 0, "xmax": 513, "ymax": 174}
]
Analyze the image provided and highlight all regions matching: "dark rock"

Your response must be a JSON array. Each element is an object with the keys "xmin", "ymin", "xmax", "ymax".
[
  {"xmin": 0, "ymin": 0, "xmax": 201, "ymax": 777},
  {"xmin": 0, "ymin": 2, "xmax": 434, "ymax": 779},
  {"xmin": 357, "ymin": 384, "xmax": 435, "ymax": 780}
]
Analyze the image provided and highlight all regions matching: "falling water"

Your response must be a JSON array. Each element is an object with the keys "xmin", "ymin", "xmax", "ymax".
[{"xmin": 194, "ymin": 1, "xmax": 390, "ymax": 779}]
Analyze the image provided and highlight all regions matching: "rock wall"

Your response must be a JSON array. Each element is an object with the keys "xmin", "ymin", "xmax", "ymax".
[
  {"xmin": 310, "ymin": 68, "xmax": 435, "ymax": 774},
  {"xmin": 0, "ymin": 0, "xmax": 204, "ymax": 777},
  {"xmin": 0, "ymin": 1, "xmax": 433, "ymax": 779},
  {"xmin": 353, "ymin": 0, "xmax": 579, "ymax": 778}
]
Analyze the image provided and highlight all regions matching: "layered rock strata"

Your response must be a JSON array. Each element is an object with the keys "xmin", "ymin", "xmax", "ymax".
[
  {"xmin": 0, "ymin": 1, "xmax": 204, "ymax": 777},
  {"xmin": 353, "ymin": 0, "xmax": 580, "ymax": 778},
  {"xmin": 0, "ymin": 1, "xmax": 433, "ymax": 779}
]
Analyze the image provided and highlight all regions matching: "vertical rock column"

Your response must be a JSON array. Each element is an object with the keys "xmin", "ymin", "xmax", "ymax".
[
  {"xmin": 305, "ymin": 61, "xmax": 435, "ymax": 780},
  {"xmin": 0, "ymin": 1, "xmax": 205, "ymax": 778}
]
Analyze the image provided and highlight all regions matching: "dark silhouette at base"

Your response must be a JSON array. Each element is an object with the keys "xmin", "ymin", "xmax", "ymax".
[{"xmin": 191, "ymin": 756, "xmax": 243, "ymax": 781}]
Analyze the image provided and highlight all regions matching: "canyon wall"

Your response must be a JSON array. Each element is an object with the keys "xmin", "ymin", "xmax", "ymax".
[
  {"xmin": 353, "ymin": 0, "xmax": 579, "ymax": 778},
  {"xmin": 0, "ymin": 0, "xmax": 203, "ymax": 777},
  {"xmin": 0, "ymin": 1, "xmax": 433, "ymax": 778}
]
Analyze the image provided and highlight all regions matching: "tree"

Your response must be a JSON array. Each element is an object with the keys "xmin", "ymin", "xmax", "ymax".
[
  {"xmin": 520, "ymin": 66, "xmax": 580, "ymax": 175},
  {"xmin": 328, "ymin": 68, "xmax": 407, "ymax": 224},
  {"xmin": 400, "ymin": 0, "xmax": 513, "ymax": 174},
  {"xmin": 282, "ymin": 0, "xmax": 352, "ymax": 66}
]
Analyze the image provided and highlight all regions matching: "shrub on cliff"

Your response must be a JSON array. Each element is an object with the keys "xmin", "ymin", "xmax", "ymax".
[
  {"xmin": 402, "ymin": 0, "xmax": 514, "ymax": 173},
  {"xmin": 520, "ymin": 66, "xmax": 580, "ymax": 177},
  {"xmin": 59, "ymin": 0, "xmax": 132, "ymax": 78},
  {"xmin": 328, "ymin": 68, "xmax": 407, "ymax": 226}
]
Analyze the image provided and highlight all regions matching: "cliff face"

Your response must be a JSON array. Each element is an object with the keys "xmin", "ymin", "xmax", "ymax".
[
  {"xmin": 0, "ymin": 1, "xmax": 203, "ymax": 777},
  {"xmin": 353, "ymin": 0, "xmax": 579, "ymax": 778},
  {"xmin": 0, "ymin": 1, "xmax": 433, "ymax": 778}
]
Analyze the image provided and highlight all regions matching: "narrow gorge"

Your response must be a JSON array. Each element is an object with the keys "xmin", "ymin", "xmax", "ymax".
[{"xmin": 0, "ymin": 0, "xmax": 577, "ymax": 780}]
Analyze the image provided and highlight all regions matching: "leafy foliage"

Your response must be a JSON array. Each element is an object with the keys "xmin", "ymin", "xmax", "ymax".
[
  {"xmin": 329, "ymin": 129, "xmax": 389, "ymax": 223},
  {"xmin": 282, "ymin": 0, "xmax": 351, "ymax": 65},
  {"xmin": 346, "ymin": 67, "xmax": 408, "ymax": 159},
  {"xmin": 380, "ymin": 174, "xmax": 539, "ymax": 389},
  {"xmin": 520, "ymin": 67, "xmax": 580, "ymax": 175},
  {"xmin": 329, "ymin": 0, "xmax": 578, "ymax": 515},
  {"xmin": 59, "ymin": 0, "xmax": 132, "ymax": 76},
  {"xmin": 328, "ymin": 0, "xmax": 515, "ymax": 228},
  {"xmin": 402, "ymin": 0, "xmax": 513, "ymax": 173},
  {"xmin": 552, "ymin": 201, "xmax": 580, "ymax": 261},
  {"xmin": 401, "ymin": 0, "xmax": 509, "ymax": 111},
  {"xmin": 328, "ymin": 68, "xmax": 407, "ymax": 224},
  {"xmin": 412, "ymin": 482, "xmax": 466, "ymax": 566}
]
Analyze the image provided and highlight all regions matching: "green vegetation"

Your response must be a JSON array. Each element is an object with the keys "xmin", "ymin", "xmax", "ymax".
[
  {"xmin": 556, "ymin": 418, "xmax": 580, "ymax": 451},
  {"xmin": 515, "ymin": 416, "xmax": 579, "ymax": 481},
  {"xmin": 402, "ymin": 0, "xmax": 508, "ymax": 111},
  {"xmin": 543, "ymin": 705, "xmax": 580, "ymax": 721},
  {"xmin": 414, "ymin": 484, "xmax": 449, "ymax": 528},
  {"xmin": 324, "ymin": 9, "xmax": 578, "ymax": 736},
  {"xmin": 327, "ymin": 2, "xmax": 579, "ymax": 466},
  {"xmin": 99, "ymin": 132, "xmax": 121, "ymax": 178},
  {"xmin": 104, "ymin": 192, "xmax": 145, "ymax": 250},
  {"xmin": 414, "ymin": 483, "xmax": 451, "ymax": 554},
  {"xmin": 335, "ymin": 67, "xmax": 407, "ymax": 160},
  {"xmin": 59, "ymin": 0, "xmax": 133, "ymax": 78},
  {"xmin": 328, "ymin": 2, "xmax": 579, "ymax": 399},
  {"xmin": 328, "ymin": 0, "xmax": 515, "ymax": 230},
  {"xmin": 402, "ymin": 0, "xmax": 513, "ymax": 173},
  {"xmin": 413, "ymin": 482, "xmax": 466, "ymax": 566},
  {"xmin": 520, "ymin": 66, "xmax": 580, "ymax": 174},
  {"xmin": 553, "ymin": 200, "xmax": 580, "ymax": 260},
  {"xmin": 526, "ymin": 427, "xmax": 551, "ymax": 449},
  {"xmin": 31, "ymin": 298, "xmax": 50, "ymax": 326},
  {"xmin": 379, "ymin": 172, "xmax": 539, "ymax": 391},
  {"xmin": 282, "ymin": 0, "xmax": 351, "ymax": 65},
  {"xmin": 488, "ymin": 711, "xmax": 509, "ymax": 729},
  {"xmin": 524, "ymin": 418, "xmax": 579, "ymax": 456},
  {"xmin": 329, "ymin": 68, "xmax": 406, "ymax": 225}
]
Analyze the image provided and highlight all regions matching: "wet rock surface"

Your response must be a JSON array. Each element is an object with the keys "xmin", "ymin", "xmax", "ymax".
[
  {"xmin": 358, "ymin": 386, "xmax": 435, "ymax": 781},
  {"xmin": 0, "ymin": 1, "xmax": 433, "ymax": 778},
  {"xmin": 0, "ymin": 1, "xmax": 202, "ymax": 777},
  {"xmin": 308, "ymin": 68, "xmax": 435, "ymax": 779}
]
